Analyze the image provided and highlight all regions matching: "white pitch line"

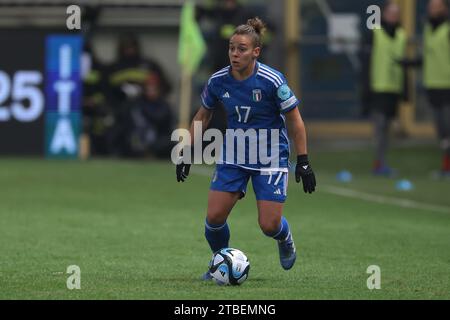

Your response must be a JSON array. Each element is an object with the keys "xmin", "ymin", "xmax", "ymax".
[
  {"xmin": 321, "ymin": 185, "xmax": 450, "ymax": 214},
  {"xmin": 191, "ymin": 166, "xmax": 450, "ymax": 214}
]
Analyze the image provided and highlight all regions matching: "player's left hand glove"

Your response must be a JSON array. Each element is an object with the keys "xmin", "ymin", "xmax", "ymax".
[{"xmin": 295, "ymin": 155, "xmax": 316, "ymax": 193}]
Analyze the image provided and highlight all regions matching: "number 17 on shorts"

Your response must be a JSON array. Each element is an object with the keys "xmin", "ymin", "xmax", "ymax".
[{"xmin": 253, "ymin": 171, "xmax": 288, "ymax": 203}]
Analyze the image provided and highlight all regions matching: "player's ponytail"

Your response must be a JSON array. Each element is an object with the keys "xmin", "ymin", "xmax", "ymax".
[{"xmin": 233, "ymin": 17, "xmax": 266, "ymax": 48}]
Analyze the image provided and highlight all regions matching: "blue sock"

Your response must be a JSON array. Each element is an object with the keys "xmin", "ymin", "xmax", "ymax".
[
  {"xmin": 263, "ymin": 216, "xmax": 290, "ymax": 241},
  {"xmin": 204, "ymin": 219, "xmax": 230, "ymax": 253}
]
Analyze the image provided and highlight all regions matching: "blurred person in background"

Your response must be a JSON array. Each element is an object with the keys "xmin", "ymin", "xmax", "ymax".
[
  {"xmin": 127, "ymin": 72, "xmax": 175, "ymax": 158},
  {"xmin": 106, "ymin": 34, "xmax": 172, "ymax": 157},
  {"xmin": 80, "ymin": 5, "xmax": 116, "ymax": 157},
  {"xmin": 82, "ymin": 41, "xmax": 115, "ymax": 156},
  {"xmin": 399, "ymin": 0, "xmax": 450, "ymax": 176},
  {"xmin": 423, "ymin": 0, "xmax": 450, "ymax": 176},
  {"xmin": 360, "ymin": 1, "xmax": 407, "ymax": 176},
  {"xmin": 197, "ymin": 0, "xmax": 254, "ymax": 71},
  {"xmin": 107, "ymin": 33, "xmax": 171, "ymax": 103}
]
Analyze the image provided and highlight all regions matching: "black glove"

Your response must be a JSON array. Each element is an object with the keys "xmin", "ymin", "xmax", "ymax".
[
  {"xmin": 295, "ymin": 155, "xmax": 316, "ymax": 193},
  {"xmin": 176, "ymin": 161, "xmax": 191, "ymax": 182},
  {"xmin": 176, "ymin": 148, "xmax": 191, "ymax": 182}
]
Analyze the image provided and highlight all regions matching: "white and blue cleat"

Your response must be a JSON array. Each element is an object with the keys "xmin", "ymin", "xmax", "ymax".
[
  {"xmin": 277, "ymin": 232, "xmax": 296, "ymax": 270},
  {"xmin": 201, "ymin": 271, "xmax": 226, "ymax": 285},
  {"xmin": 201, "ymin": 271, "xmax": 213, "ymax": 281}
]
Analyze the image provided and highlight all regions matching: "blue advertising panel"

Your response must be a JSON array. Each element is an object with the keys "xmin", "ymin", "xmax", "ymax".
[{"xmin": 45, "ymin": 35, "xmax": 83, "ymax": 158}]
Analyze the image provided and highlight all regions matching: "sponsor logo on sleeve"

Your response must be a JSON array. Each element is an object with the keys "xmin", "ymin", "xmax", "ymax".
[{"xmin": 280, "ymin": 95, "xmax": 297, "ymax": 110}]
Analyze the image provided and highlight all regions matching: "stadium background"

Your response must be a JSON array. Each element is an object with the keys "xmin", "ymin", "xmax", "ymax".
[{"xmin": 0, "ymin": 0, "xmax": 449, "ymax": 300}]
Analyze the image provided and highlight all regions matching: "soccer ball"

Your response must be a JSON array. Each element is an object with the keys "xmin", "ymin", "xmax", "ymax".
[{"xmin": 209, "ymin": 248, "xmax": 250, "ymax": 285}]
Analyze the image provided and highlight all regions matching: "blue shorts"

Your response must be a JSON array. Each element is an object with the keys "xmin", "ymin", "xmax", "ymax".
[{"xmin": 210, "ymin": 164, "xmax": 289, "ymax": 203}]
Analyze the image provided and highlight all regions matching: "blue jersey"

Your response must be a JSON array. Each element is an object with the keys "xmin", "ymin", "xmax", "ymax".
[{"xmin": 201, "ymin": 62, "xmax": 300, "ymax": 171}]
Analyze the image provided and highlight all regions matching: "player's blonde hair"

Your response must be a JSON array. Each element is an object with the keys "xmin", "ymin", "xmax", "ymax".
[{"xmin": 233, "ymin": 17, "xmax": 267, "ymax": 48}]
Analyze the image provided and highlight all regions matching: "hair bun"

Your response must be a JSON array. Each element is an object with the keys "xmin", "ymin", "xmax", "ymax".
[{"xmin": 247, "ymin": 17, "xmax": 266, "ymax": 37}]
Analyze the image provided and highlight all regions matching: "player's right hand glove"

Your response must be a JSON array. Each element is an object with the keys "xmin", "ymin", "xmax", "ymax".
[
  {"xmin": 295, "ymin": 155, "xmax": 316, "ymax": 193},
  {"xmin": 176, "ymin": 149, "xmax": 191, "ymax": 182},
  {"xmin": 176, "ymin": 161, "xmax": 191, "ymax": 182}
]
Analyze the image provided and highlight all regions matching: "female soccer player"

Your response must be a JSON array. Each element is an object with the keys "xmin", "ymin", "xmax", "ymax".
[{"xmin": 176, "ymin": 18, "xmax": 316, "ymax": 278}]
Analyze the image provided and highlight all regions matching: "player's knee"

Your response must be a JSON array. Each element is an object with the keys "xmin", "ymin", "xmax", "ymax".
[
  {"xmin": 259, "ymin": 218, "xmax": 280, "ymax": 236},
  {"xmin": 206, "ymin": 211, "xmax": 227, "ymax": 226}
]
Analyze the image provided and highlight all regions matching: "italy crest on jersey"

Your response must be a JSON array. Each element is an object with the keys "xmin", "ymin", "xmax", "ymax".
[{"xmin": 252, "ymin": 89, "xmax": 262, "ymax": 102}]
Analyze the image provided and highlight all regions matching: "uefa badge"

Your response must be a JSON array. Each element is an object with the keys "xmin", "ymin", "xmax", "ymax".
[
  {"xmin": 277, "ymin": 84, "xmax": 291, "ymax": 101},
  {"xmin": 252, "ymin": 89, "xmax": 262, "ymax": 102}
]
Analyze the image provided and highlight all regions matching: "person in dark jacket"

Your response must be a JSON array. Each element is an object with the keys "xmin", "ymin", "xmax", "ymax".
[
  {"xmin": 106, "ymin": 34, "xmax": 172, "ymax": 157},
  {"xmin": 127, "ymin": 72, "xmax": 175, "ymax": 158}
]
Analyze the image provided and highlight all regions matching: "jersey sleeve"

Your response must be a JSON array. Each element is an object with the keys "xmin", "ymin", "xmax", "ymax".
[
  {"xmin": 200, "ymin": 78, "xmax": 219, "ymax": 110},
  {"xmin": 274, "ymin": 75, "xmax": 300, "ymax": 114}
]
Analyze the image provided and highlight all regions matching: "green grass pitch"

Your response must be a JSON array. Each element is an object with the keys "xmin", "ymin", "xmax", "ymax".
[{"xmin": 0, "ymin": 145, "xmax": 449, "ymax": 299}]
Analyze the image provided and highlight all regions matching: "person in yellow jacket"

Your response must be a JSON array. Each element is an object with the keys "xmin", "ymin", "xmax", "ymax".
[
  {"xmin": 424, "ymin": 0, "xmax": 450, "ymax": 176},
  {"xmin": 400, "ymin": 0, "xmax": 450, "ymax": 176},
  {"xmin": 360, "ymin": 1, "xmax": 407, "ymax": 176}
]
